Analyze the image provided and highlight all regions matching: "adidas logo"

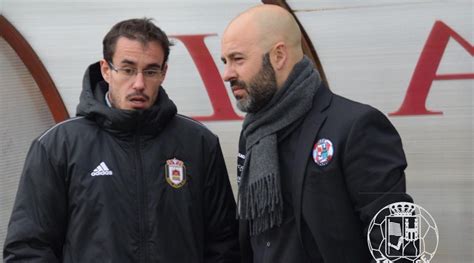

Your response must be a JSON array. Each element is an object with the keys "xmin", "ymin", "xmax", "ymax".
[{"xmin": 91, "ymin": 162, "xmax": 113, "ymax": 176}]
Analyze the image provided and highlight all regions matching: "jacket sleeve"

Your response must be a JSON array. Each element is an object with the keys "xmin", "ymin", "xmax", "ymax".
[
  {"xmin": 203, "ymin": 138, "xmax": 240, "ymax": 263},
  {"xmin": 3, "ymin": 139, "xmax": 67, "ymax": 262},
  {"xmin": 342, "ymin": 108, "xmax": 413, "ymax": 235}
]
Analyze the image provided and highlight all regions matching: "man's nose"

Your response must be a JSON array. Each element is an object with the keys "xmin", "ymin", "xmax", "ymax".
[
  {"xmin": 132, "ymin": 72, "xmax": 145, "ymax": 90},
  {"xmin": 222, "ymin": 65, "xmax": 236, "ymax": 82}
]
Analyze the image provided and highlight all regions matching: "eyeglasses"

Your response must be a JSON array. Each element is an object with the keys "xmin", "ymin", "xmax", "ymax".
[{"xmin": 107, "ymin": 61, "xmax": 164, "ymax": 81}]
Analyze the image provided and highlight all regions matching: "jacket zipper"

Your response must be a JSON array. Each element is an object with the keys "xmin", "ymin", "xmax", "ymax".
[{"xmin": 135, "ymin": 132, "xmax": 148, "ymax": 262}]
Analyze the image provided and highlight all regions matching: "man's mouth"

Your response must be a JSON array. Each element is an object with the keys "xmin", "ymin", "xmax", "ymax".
[
  {"xmin": 126, "ymin": 93, "xmax": 150, "ymax": 109},
  {"xmin": 230, "ymin": 81, "xmax": 247, "ymax": 99},
  {"xmin": 231, "ymin": 86, "xmax": 246, "ymax": 100},
  {"xmin": 231, "ymin": 86, "xmax": 243, "ymax": 92},
  {"xmin": 129, "ymin": 96, "xmax": 147, "ymax": 103}
]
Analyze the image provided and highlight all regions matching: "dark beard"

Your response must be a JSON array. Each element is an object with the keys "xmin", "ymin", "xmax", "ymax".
[{"xmin": 234, "ymin": 53, "xmax": 277, "ymax": 113}]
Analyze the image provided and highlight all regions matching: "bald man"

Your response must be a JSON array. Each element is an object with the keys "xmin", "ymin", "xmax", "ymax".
[{"xmin": 221, "ymin": 5, "xmax": 413, "ymax": 263}]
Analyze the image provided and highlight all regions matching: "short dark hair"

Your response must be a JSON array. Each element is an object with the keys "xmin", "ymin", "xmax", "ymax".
[{"xmin": 103, "ymin": 17, "xmax": 173, "ymax": 65}]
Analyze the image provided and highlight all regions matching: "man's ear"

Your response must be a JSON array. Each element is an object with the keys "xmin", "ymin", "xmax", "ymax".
[
  {"xmin": 271, "ymin": 42, "xmax": 287, "ymax": 71},
  {"xmin": 100, "ymin": 59, "xmax": 111, "ymax": 84}
]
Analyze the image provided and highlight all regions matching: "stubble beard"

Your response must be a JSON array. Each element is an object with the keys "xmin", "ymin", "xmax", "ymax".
[{"xmin": 235, "ymin": 53, "xmax": 278, "ymax": 113}]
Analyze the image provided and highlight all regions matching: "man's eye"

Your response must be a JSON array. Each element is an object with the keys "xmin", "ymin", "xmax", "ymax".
[
  {"xmin": 122, "ymin": 68, "xmax": 136, "ymax": 75},
  {"xmin": 143, "ymin": 70, "xmax": 159, "ymax": 77}
]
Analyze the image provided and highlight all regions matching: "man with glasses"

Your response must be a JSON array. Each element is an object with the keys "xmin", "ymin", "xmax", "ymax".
[
  {"xmin": 220, "ymin": 5, "xmax": 412, "ymax": 262},
  {"xmin": 4, "ymin": 18, "xmax": 239, "ymax": 262}
]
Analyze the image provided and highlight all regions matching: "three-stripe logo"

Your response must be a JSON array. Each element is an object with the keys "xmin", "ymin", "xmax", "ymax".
[{"xmin": 91, "ymin": 162, "xmax": 113, "ymax": 176}]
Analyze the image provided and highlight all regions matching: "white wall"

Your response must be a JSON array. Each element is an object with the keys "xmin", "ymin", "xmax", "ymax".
[{"xmin": 0, "ymin": 37, "xmax": 56, "ymax": 253}]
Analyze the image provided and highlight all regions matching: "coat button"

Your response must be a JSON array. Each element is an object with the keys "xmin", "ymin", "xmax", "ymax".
[{"xmin": 266, "ymin": 241, "xmax": 271, "ymax": 247}]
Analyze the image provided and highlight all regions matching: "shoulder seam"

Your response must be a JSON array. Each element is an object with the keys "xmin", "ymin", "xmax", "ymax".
[
  {"xmin": 174, "ymin": 114, "xmax": 217, "ymax": 137},
  {"xmin": 38, "ymin": 117, "xmax": 85, "ymax": 142},
  {"xmin": 175, "ymin": 114, "xmax": 205, "ymax": 127}
]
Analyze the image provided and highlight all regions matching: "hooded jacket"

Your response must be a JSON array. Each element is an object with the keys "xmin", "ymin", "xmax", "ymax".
[{"xmin": 4, "ymin": 62, "xmax": 240, "ymax": 263}]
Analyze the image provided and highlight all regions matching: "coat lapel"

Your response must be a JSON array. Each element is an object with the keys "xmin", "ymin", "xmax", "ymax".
[{"xmin": 293, "ymin": 83, "xmax": 333, "ymax": 237}]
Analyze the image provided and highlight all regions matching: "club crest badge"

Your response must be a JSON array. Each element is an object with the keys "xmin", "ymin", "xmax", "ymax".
[
  {"xmin": 313, "ymin": 138, "xmax": 334, "ymax": 166},
  {"xmin": 165, "ymin": 158, "xmax": 186, "ymax": 188}
]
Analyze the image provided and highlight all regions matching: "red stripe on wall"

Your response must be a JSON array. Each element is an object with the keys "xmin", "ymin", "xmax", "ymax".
[{"xmin": 0, "ymin": 15, "xmax": 69, "ymax": 123}]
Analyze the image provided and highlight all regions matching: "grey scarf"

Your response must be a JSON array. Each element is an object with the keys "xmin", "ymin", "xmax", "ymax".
[{"xmin": 238, "ymin": 56, "xmax": 321, "ymax": 236}]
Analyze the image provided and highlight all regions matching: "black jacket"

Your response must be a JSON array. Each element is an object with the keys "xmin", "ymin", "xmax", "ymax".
[
  {"xmin": 4, "ymin": 62, "xmax": 240, "ymax": 262},
  {"xmin": 238, "ymin": 83, "xmax": 412, "ymax": 262}
]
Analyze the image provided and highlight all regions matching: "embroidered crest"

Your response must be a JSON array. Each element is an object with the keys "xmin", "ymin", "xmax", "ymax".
[
  {"xmin": 165, "ymin": 158, "xmax": 186, "ymax": 188},
  {"xmin": 312, "ymin": 138, "xmax": 334, "ymax": 166}
]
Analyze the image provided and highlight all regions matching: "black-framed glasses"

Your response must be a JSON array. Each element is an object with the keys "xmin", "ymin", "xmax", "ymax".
[{"xmin": 107, "ymin": 61, "xmax": 163, "ymax": 81}]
